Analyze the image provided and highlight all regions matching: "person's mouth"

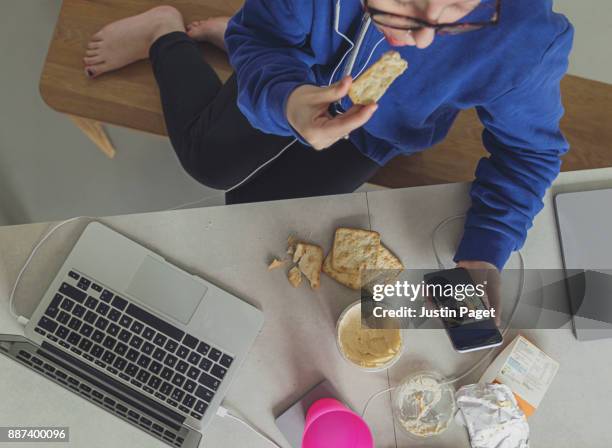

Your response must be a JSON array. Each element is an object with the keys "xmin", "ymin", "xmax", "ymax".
[
  {"xmin": 383, "ymin": 32, "xmax": 413, "ymax": 47},
  {"xmin": 383, "ymin": 34, "xmax": 401, "ymax": 46}
]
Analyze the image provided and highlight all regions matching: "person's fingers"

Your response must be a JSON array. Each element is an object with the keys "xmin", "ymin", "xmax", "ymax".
[
  {"xmin": 306, "ymin": 104, "xmax": 377, "ymax": 149},
  {"xmin": 318, "ymin": 76, "xmax": 353, "ymax": 103},
  {"xmin": 322, "ymin": 103, "xmax": 378, "ymax": 138}
]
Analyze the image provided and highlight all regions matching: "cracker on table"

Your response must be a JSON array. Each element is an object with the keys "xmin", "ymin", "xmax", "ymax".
[
  {"xmin": 287, "ymin": 266, "xmax": 302, "ymax": 288},
  {"xmin": 323, "ymin": 253, "xmax": 361, "ymax": 290},
  {"xmin": 331, "ymin": 227, "xmax": 380, "ymax": 273},
  {"xmin": 376, "ymin": 244, "xmax": 404, "ymax": 271},
  {"xmin": 268, "ymin": 258, "xmax": 285, "ymax": 270},
  {"xmin": 324, "ymin": 244, "xmax": 404, "ymax": 290},
  {"xmin": 294, "ymin": 243, "xmax": 324, "ymax": 289}
]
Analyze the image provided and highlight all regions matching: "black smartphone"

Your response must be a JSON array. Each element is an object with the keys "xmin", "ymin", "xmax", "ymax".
[{"xmin": 424, "ymin": 268, "xmax": 502, "ymax": 353}]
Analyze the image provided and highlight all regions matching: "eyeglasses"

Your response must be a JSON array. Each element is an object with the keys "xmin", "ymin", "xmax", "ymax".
[{"xmin": 364, "ymin": 0, "xmax": 501, "ymax": 35}]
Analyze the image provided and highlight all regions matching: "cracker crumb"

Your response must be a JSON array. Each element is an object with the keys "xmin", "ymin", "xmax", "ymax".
[
  {"xmin": 288, "ymin": 266, "xmax": 302, "ymax": 288},
  {"xmin": 287, "ymin": 234, "xmax": 298, "ymax": 256},
  {"xmin": 268, "ymin": 258, "xmax": 285, "ymax": 270}
]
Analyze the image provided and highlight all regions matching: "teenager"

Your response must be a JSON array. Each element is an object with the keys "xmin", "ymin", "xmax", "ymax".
[{"xmin": 84, "ymin": 0, "xmax": 573, "ymax": 280}]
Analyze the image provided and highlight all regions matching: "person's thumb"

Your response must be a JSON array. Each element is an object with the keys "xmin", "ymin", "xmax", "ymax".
[{"xmin": 320, "ymin": 76, "xmax": 352, "ymax": 103}]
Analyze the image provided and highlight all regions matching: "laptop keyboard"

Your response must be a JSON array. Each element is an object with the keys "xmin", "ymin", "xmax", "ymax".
[
  {"xmin": 14, "ymin": 346, "xmax": 192, "ymax": 447},
  {"xmin": 34, "ymin": 270, "xmax": 234, "ymax": 421}
]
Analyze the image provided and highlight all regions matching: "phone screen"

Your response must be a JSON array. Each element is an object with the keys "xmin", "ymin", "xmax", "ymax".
[{"xmin": 424, "ymin": 268, "xmax": 502, "ymax": 352}]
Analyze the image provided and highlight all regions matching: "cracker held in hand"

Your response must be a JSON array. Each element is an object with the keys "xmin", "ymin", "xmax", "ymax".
[
  {"xmin": 332, "ymin": 227, "xmax": 381, "ymax": 273},
  {"xmin": 293, "ymin": 243, "xmax": 324, "ymax": 289},
  {"xmin": 349, "ymin": 51, "xmax": 408, "ymax": 105}
]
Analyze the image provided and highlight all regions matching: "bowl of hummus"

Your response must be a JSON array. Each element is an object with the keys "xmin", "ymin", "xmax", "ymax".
[{"xmin": 336, "ymin": 301, "xmax": 403, "ymax": 372}]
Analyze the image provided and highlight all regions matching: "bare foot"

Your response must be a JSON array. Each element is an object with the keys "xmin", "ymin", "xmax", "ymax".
[
  {"xmin": 84, "ymin": 5, "xmax": 185, "ymax": 78},
  {"xmin": 186, "ymin": 17, "xmax": 230, "ymax": 51}
]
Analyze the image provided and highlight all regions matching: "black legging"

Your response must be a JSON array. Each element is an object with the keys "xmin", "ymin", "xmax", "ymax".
[{"xmin": 149, "ymin": 32, "xmax": 380, "ymax": 205}]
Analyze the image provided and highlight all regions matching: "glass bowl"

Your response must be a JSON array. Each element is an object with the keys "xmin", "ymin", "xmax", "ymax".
[
  {"xmin": 392, "ymin": 370, "xmax": 456, "ymax": 438},
  {"xmin": 336, "ymin": 301, "xmax": 403, "ymax": 372}
]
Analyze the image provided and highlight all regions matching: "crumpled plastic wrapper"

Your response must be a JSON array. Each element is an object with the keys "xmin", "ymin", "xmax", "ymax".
[{"xmin": 455, "ymin": 383, "xmax": 529, "ymax": 448}]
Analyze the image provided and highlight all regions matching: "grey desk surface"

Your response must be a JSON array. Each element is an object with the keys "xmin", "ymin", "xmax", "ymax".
[{"xmin": 2, "ymin": 168, "xmax": 612, "ymax": 448}]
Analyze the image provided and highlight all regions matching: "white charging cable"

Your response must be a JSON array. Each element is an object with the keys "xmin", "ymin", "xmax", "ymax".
[
  {"xmin": 223, "ymin": 138, "xmax": 298, "ymax": 194},
  {"xmin": 215, "ymin": 406, "xmax": 282, "ymax": 447},
  {"xmin": 7, "ymin": 216, "xmax": 96, "ymax": 325}
]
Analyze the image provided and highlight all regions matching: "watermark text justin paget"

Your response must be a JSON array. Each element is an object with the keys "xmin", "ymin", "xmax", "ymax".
[{"xmin": 372, "ymin": 305, "xmax": 495, "ymax": 320}]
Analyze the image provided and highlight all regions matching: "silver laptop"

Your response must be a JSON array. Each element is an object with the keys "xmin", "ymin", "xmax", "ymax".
[
  {"xmin": 3, "ymin": 222, "xmax": 264, "ymax": 447},
  {"xmin": 555, "ymin": 189, "xmax": 612, "ymax": 341}
]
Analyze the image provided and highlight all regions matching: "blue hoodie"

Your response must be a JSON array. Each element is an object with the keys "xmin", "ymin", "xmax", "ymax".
[{"xmin": 225, "ymin": 0, "xmax": 574, "ymax": 270}]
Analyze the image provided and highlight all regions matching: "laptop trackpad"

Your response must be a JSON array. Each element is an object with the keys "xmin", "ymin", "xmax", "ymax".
[{"xmin": 127, "ymin": 256, "xmax": 207, "ymax": 325}]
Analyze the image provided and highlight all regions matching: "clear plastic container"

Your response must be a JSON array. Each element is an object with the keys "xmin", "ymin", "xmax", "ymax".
[
  {"xmin": 336, "ymin": 301, "xmax": 403, "ymax": 372},
  {"xmin": 392, "ymin": 371, "xmax": 456, "ymax": 438}
]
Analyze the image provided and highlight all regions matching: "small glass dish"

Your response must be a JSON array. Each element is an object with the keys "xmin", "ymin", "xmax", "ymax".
[
  {"xmin": 336, "ymin": 301, "xmax": 403, "ymax": 372},
  {"xmin": 392, "ymin": 370, "xmax": 456, "ymax": 438}
]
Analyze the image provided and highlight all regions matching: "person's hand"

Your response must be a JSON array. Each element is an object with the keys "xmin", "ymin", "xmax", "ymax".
[
  {"xmin": 457, "ymin": 260, "xmax": 502, "ymax": 326},
  {"xmin": 286, "ymin": 77, "xmax": 378, "ymax": 150}
]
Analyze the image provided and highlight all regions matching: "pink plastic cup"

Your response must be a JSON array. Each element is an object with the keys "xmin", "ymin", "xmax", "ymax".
[{"xmin": 302, "ymin": 398, "xmax": 374, "ymax": 448}]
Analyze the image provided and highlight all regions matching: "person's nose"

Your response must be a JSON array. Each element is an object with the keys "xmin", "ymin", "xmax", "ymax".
[
  {"xmin": 425, "ymin": 3, "xmax": 446, "ymax": 22},
  {"xmin": 409, "ymin": 3, "xmax": 442, "ymax": 49},
  {"xmin": 412, "ymin": 27, "xmax": 436, "ymax": 49}
]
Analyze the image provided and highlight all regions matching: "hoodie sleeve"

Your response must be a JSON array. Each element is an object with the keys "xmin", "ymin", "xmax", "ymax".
[
  {"xmin": 225, "ymin": 0, "xmax": 316, "ymax": 137},
  {"xmin": 454, "ymin": 22, "xmax": 574, "ymax": 270}
]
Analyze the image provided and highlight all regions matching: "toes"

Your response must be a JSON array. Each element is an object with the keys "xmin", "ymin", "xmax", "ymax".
[
  {"xmin": 87, "ymin": 42, "xmax": 101, "ymax": 50},
  {"xmin": 186, "ymin": 21, "xmax": 201, "ymax": 31},
  {"xmin": 84, "ymin": 56, "xmax": 105, "ymax": 65},
  {"xmin": 85, "ymin": 49, "xmax": 100, "ymax": 57},
  {"xmin": 91, "ymin": 32, "xmax": 103, "ymax": 42},
  {"xmin": 85, "ymin": 63, "xmax": 109, "ymax": 79},
  {"xmin": 187, "ymin": 21, "xmax": 210, "ymax": 38}
]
